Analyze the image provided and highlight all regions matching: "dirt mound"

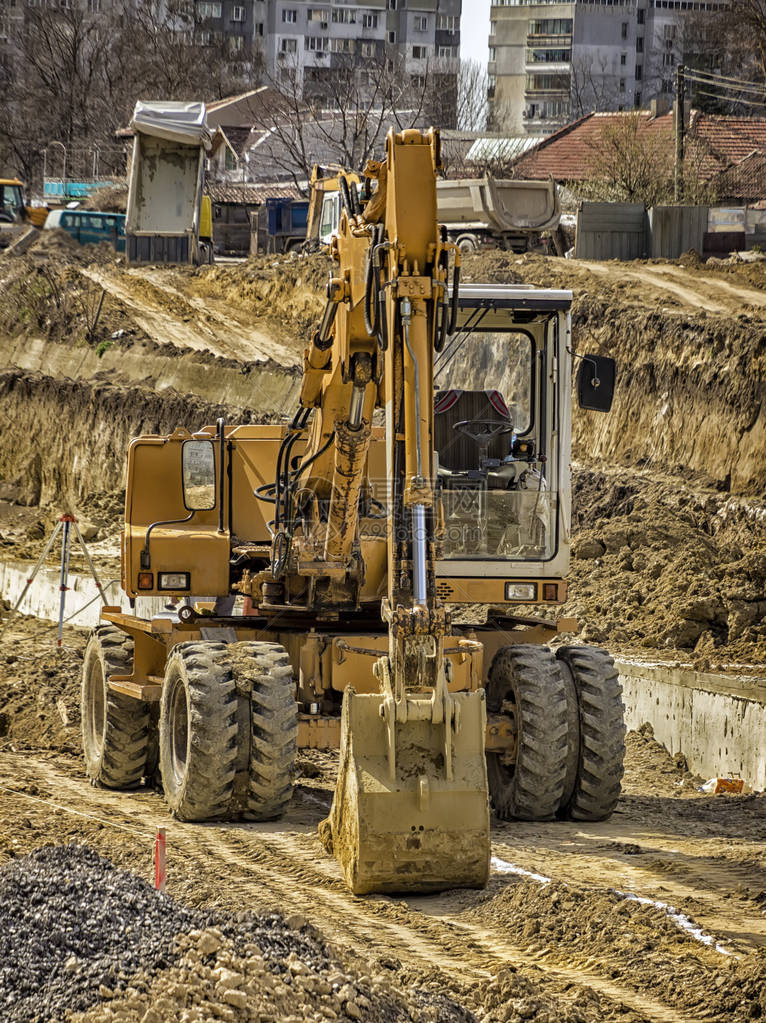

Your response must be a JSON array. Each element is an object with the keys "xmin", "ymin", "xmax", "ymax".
[
  {"xmin": 83, "ymin": 184, "xmax": 128, "ymax": 213},
  {"xmin": 189, "ymin": 250, "xmax": 330, "ymax": 339},
  {"xmin": 565, "ymin": 464, "xmax": 766, "ymax": 666},
  {"xmin": 0, "ymin": 369, "xmax": 277, "ymax": 509},
  {"xmin": 467, "ymin": 873, "xmax": 766, "ymax": 1023}
]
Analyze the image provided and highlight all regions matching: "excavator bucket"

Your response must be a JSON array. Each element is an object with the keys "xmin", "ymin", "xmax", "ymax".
[{"xmin": 320, "ymin": 688, "xmax": 490, "ymax": 895}]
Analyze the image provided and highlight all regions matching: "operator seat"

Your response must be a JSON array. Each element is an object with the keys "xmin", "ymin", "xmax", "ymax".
[{"xmin": 434, "ymin": 389, "xmax": 512, "ymax": 472}]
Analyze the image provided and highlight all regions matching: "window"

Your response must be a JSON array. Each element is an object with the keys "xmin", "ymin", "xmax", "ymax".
[
  {"xmin": 87, "ymin": 0, "xmax": 102, "ymax": 11},
  {"xmin": 526, "ymin": 47, "xmax": 571, "ymax": 63},
  {"xmin": 637, "ymin": 7, "xmax": 645, "ymax": 22},
  {"xmin": 528, "ymin": 18, "xmax": 572, "ymax": 35},
  {"xmin": 362, "ymin": 13, "xmax": 378, "ymax": 28},
  {"xmin": 282, "ymin": 8, "xmax": 297, "ymax": 23},
  {"xmin": 636, "ymin": 35, "xmax": 643, "ymax": 52},
  {"xmin": 621, "ymin": 21, "xmax": 628, "ymax": 38},
  {"xmin": 254, "ymin": 20, "xmax": 264, "ymax": 35},
  {"xmin": 620, "ymin": 53, "xmax": 626, "ymax": 65},
  {"xmin": 664, "ymin": 23, "xmax": 676, "ymax": 39},
  {"xmin": 308, "ymin": 8, "xmax": 327, "ymax": 20},
  {"xmin": 331, "ymin": 37, "xmax": 354, "ymax": 52},
  {"xmin": 489, "ymin": 46, "xmax": 496, "ymax": 62},
  {"xmin": 228, "ymin": 34, "xmax": 243, "ymax": 51},
  {"xmin": 414, "ymin": 15, "xmax": 428, "ymax": 30},
  {"xmin": 361, "ymin": 41, "xmax": 375, "ymax": 57},
  {"xmin": 388, "ymin": 0, "xmax": 396, "ymax": 8},
  {"xmin": 0, "ymin": 18, "xmax": 8, "ymax": 42},
  {"xmin": 231, "ymin": 5, "xmax": 245, "ymax": 20},
  {"xmin": 332, "ymin": 8, "xmax": 356, "ymax": 23},
  {"xmin": 525, "ymin": 73, "xmax": 570, "ymax": 91},
  {"xmin": 412, "ymin": 45, "xmax": 427, "ymax": 59},
  {"xmin": 619, "ymin": 78, "xmax": 625, "ymax": 92},
  {"xmin": 663, "ymin": 51, "xmax": 675, "ymax": 66},
  {"xmin": 438, "ymin": 15, "xmax": 459, "ymax": 31},
  {"xmin": 280, "ymin": 36, "xmax": 297, "ymax": 52},
  {"xmin": 438, "ymin": 45, "xmax": 455, "ymax": 58},
  {"xmin": 198, "ymin": 2, "xmax": 221, "ymax": 17},
  {"xmin": 388, "ymin": 30, "xmax": 396, "ymax": 42},
  {"xmin": 635, "ymin": 65, "xmax": 642, "ymax": 80},
  {"xmin": 306, "ymin": 35, "xmax": 329, "ymax": 51}
]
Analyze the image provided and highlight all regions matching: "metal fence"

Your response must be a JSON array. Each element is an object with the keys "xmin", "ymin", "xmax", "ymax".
[{"xmin": 574, "ymin": 202, "xmax": 649, "ymax": 260}]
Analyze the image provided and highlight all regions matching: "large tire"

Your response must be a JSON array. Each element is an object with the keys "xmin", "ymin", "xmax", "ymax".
[
  {"xmin": 556, "ymin": 646, "xmax": 625, "ymax": 821},
  {"xmin": 486, "ymin": 644, "xmax": 568, "ymax": 820},
  {"xmin": 159, "ymin": 641, "xmax": 238, "ymax": 821},
  {"xmin": 81, "ymin": 626, "xmax": 150, "ymax": 789},
  {"xmin": 233, "ymin": 641, "xmax": 298, "ymax": 821}
]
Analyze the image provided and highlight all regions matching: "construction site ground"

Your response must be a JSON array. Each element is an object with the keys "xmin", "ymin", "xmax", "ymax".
[{"xmin": 0, "ymin": 233, "xmax": 764, "ymax": 1021}]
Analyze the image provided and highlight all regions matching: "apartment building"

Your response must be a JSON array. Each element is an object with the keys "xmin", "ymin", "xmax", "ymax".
[
  {"xmin": 262, "ymin": 1, "xmax": 461, "ymax": 97},
  {"xmin": 488, "ymin": 0, "xmax": 728, "ymax": 135}
]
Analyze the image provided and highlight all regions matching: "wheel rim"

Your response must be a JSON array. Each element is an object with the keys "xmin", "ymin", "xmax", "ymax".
[
  {"xmin": 168, "ymin": 675, "xmax": 190, "ymax": 786},
  {"xmin": 87, "ymin": 657, "xmax": 106, "ymax": 755}
]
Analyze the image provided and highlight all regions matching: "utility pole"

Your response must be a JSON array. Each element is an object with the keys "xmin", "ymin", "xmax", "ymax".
[{"xmin": 675, "ymin": 64, "xmax": 685, "ymax": 201}]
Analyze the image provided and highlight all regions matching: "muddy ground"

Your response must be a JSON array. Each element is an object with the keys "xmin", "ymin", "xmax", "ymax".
[
  {"xmin": 1, "ymin": 616, "xmax": 765, "ymax": 1023},
  {"xmin": 0, "ymin": 238, "xmax": 765, "ymax": 1020},
  {"xmin": 0, "ymin": 237, "xmax": 764, "ymax": 665}
]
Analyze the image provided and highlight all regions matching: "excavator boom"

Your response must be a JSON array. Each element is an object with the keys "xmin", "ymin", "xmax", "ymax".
[{"xmin": 302, "ymin": 129, "xmax": 490, "ymax": 893}]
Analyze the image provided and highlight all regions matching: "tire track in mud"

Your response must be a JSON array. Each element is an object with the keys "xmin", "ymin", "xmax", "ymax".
[
  {"xmin": 0, "ymin": 753, "xmax": 721, "ymax": 1023},
  {"xmin": 490, "ymin": 835, "xmax": 766, "ymax": 953}
]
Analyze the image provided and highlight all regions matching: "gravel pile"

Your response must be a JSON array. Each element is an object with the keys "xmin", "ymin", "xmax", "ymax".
[{"xmin": 0, "ymin": 845, "xmax": 474, "ymax": 1023}]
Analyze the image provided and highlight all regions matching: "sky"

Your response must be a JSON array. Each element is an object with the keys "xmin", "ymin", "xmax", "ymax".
[{"xmin": 460, "ymin": 0, "xmax": 491, "ymax": 67}]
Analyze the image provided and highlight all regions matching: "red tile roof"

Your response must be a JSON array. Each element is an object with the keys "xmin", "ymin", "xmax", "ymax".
[
  {"xmin": 715, "ymin": 150, "xmax": 766, "ymax": 201},
  {"xmin": 511, "ymin": 111, "xmax": 674, "ymax": 181},
  {"xmin": 511, "ymin": 110, "xmax": 766, "ymax": 196}
]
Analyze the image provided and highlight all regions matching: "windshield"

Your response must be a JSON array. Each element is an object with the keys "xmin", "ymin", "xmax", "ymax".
[
  {"xmin": 434, "ymin": 329, "xmax": 533, "ymax": 436},
  {"xmin": 432, "ymin": 325, "xmax": 555, "ymax": 562},
  {"xmin": 0, "ymin": 184, "xmax": 23, "ymax": 216}
]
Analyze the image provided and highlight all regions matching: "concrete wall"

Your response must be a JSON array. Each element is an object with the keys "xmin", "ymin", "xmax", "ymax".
[
  {"xmin": 618, "ymin": 658, "xmax": 766, "ymax": 791},
  {"xmin": 0, "ymin": 560, "xmax": 165, "ymax": 631}
]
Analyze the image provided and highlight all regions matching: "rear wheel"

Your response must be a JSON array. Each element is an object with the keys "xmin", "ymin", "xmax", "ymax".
[
  {"xmin": 556, "ymin": 646, "xmax": 625, "ymax": 821},
  {"xmin": 81, "ymin": 626, "xmax": 150, "ymax": 788},
  {"xmin": 231, "ymin": 642, "xmax": 297, "ymax": 821},
  {"xmin": 159, "ymin": 642, "xmax": 238, "ymax": 821},
  {"xmin": 486, "ymin": 644, "xmax": 568, "ymax": 820}
]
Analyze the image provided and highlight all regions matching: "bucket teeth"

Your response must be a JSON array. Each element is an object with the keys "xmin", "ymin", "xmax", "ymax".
[{"xmin": 319, "ymin": 688, "xmax": 490, "ymax": 895}]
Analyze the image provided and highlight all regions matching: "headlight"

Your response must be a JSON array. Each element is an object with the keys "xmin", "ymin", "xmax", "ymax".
[
  {"xmin": 158, "ymin": 572, "xmax": 190, "ymax": 590},
  {"xmin": 505, "ymin": 582, "xmax": 536, "ymax": 601}
]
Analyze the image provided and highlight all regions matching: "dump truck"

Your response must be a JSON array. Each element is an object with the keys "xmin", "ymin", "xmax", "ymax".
[
  {"xmin": 82, "ymin": 128, "xmax": 624, "ymax": 895},
  {"xmin": 125, "ymin": 101, "xmax": 214, "ymax": 266},
  {"xmin": 306, "ymin": 165, "xmax": 560, "ymax": 253}
]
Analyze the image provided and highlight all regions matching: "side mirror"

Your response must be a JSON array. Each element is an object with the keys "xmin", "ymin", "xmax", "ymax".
[
  {"xmin": 182, "ymin": 439, "xmax": 216, "ymax": 510},
  {"xmin": 577, "ymin": 355, "xmax": 616, "ymax": 412}
]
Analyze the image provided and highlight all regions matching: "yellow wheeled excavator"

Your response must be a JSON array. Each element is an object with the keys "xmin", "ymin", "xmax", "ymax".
[{"xmin": 81, "ymin": 128, "xmax": 623, "ymax": 895}]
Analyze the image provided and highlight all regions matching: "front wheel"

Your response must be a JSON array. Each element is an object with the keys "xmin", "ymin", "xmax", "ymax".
[
  {"xmin": 486, "ymin": 644, "xmax": 568, "ymax": 820},
  {"xmin": 159, "ymin": 642, "xmax": 238, "ymax": 820}
]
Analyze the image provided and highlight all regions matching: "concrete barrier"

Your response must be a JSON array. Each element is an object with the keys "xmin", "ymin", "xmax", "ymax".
[
  {"xmin": 617, "ymin": 658, "xmax": 766, "ymax": 791},
  {"xmin": 0, "ymin": 558, "xmax": 165, "ymax": 629}
]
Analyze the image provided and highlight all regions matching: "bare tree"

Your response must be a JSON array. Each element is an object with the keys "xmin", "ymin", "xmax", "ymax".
[
  {"xmin": 249, "ymin": 52, "xmax": 438, "ymax": 189},
  {"xmin": 575, "ymin": 111, "xmax": 675, "ymax": 206},
  {"xmin": 455, "ymin": 59, "xmax": 488, "ymax": 132},
  {"xmin": 0, "ymin": 2, "xmax": 261, "ymax": 186}
]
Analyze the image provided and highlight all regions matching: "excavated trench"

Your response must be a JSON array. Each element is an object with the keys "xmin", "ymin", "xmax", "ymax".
[{"xmin": 0, "ymin": 240, "xmax": 765, "ymax": 1022}]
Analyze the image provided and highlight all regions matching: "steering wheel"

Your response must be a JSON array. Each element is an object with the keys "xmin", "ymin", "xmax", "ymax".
[
  {"xmin": 0, "ymin": 211, "xmax": 15, "ymax": 224},
  {"xmin": 454, "ymin": 418, "xmax": 513, "ymax": 468},
  {"xmin": 454, "ymin": 418, "xmax": 513, "ymax": 445}
]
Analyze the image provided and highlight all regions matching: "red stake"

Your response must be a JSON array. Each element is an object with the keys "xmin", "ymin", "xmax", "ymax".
[{"xmin": 154, "ymin": 826, "xmax": 166, "ymax": 892}]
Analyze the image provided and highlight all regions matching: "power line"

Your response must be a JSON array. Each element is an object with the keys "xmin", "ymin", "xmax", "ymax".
[
  {"xmin": 687, "ymin": 84, "xmax": 766, "ymax": 108},
  {"xmin": 685, "ymin": 72, "xmax": 766, "ymax": 98},
  {"xmin": 687, "ymin": 66, "xmax": 766, "ymax": 92}
]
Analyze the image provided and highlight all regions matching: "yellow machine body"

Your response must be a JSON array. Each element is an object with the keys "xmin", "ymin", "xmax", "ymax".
[{"xmin": 102, "ymin": 128, "xmax": 588, "ymax": 896}]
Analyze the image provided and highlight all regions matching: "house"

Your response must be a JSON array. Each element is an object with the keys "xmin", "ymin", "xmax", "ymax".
[{"xmin": 508, "ymin": 109, "xmax": 766, "ymax": 204}]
